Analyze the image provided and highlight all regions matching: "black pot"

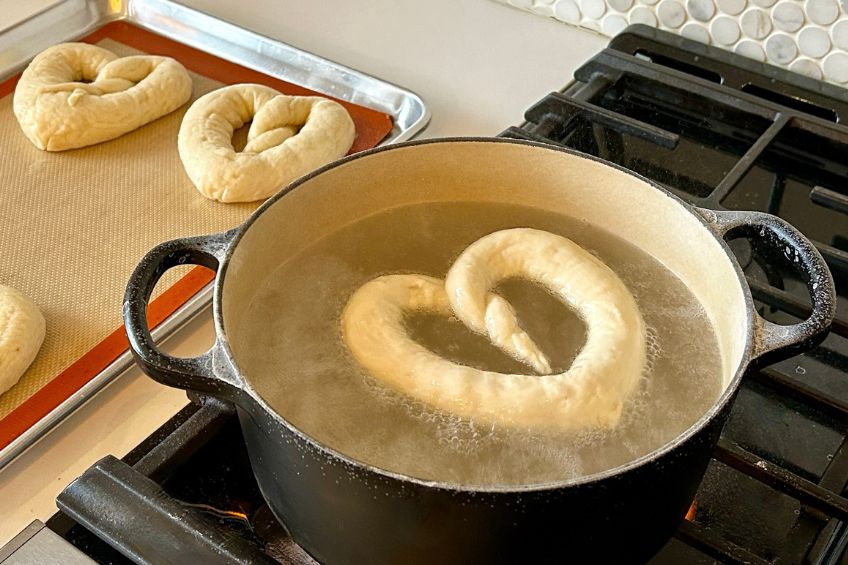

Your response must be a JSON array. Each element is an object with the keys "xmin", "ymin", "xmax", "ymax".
[{"xmin": 124, "ymin": 139, "xmax": 835, "ymax": 564}]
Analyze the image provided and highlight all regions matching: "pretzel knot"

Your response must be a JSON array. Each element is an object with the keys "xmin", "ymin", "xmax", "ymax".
[
  {"xmin": 13, "ymin": 43, "xmax": 192, "ymax": 151},
  {"xmin": 342, "ymin": 228, "xmax": 647, "ymax": 432},
  {"xmin": 177, "ymin": 84, "xmax": 355, "ymax": 203}
]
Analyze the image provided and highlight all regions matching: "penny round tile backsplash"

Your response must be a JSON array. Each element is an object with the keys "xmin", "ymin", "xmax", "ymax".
[{"xmin": 497, "ymin": 0, "xmax": 848, "ymax": 85}]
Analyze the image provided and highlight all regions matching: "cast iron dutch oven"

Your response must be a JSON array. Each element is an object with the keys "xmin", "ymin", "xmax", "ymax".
[{"xmin": 124, "ymin": 139, "xmax": 836, "ymax": 564}]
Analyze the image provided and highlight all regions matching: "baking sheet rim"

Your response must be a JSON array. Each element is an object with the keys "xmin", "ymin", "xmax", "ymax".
[{"xmin": 0, "ymin": 2, "xmax": 429, "ymax": 470}]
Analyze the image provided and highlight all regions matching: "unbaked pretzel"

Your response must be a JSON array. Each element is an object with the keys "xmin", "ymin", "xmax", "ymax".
[
  {"xmin": 0, "ymin": 285, "xmax": 45, "ymax": 395},
  {"xmin": 342, "ymin": 228, "xmax": 646, "ymax": 431},
  {"xmin": 177, "ymin": 84, "xmax": 355, "ymax": 203},
  {"xmin": 13, "ymin": 43, "xmax": 192, "ymax": 151}
]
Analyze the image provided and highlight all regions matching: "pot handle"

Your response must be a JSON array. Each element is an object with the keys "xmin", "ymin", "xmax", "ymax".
[
  {"xmin": 696, "ymin": 208, "xmax": 836, "ymax": 365},
  {"xmin": 122, "ymin": 230, "xmax": 244, "ymax": 397}
]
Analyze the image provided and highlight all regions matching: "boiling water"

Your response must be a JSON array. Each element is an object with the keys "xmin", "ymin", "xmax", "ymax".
[{"xmin": 235, "ymin": 202, "xmax": 724, "ymax": 486}]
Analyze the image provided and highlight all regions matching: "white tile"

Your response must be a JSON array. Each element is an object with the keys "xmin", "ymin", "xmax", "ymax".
[
  {"xmin": 682, "ymin": 21, "xmax": 712, "ymax": 41},
  {"xmin": 687, "ymin": 0, "xmax": 717, "ymax": 20},
  {"xmin": 554, "ymin": 0, "xmax": 583, "ymax": 23},
  {"xmin": 823, "ymin": 51, "xmax": 848, "ymax": 82},
  {"xmin": 833, "ymin": 19, "xmax": 848, "ymax": 50},
  {"xmin": 711, "ymin": 15, "xmax": 743, "ymax": 42},
  {"xmin": 790, "ymin": 57, "xmax": 824, "ymax": 79},
  {"xmin": 658, "ymin": 0, "xmax": 688, "ymax": 27},
  {"xmin": 609, "ymin": 0, "xmax": 635, "ymax": 11},
  {"xmin": 603, "ymin": 13, "xmax": 630, "ymax": 32},
  {"xmin": 735, "ymin": 38, "xmax": 767, "ymax": 60},
  {"xmin": 807, "ymin": 0, "xmax": 840, "ymax": 25},
  {"xmin": 716, "ymin": 0, "xmax": 747, "ymax": 15},
  {"xmin": 628, "ymin": 5, "xmax": 659, "ymax": 24},
  {"xmin": 772, "ymin": 1, "xmax": 805, "ymax": 32},
  {"xmin": 581, "ymin": 0, "xmax": 607, "ymax": 19},
  {"xmin": 492, "ymin": 0, "xmax": 848, "ymax": 86},
  {"xmin": 765, "ymin": 32, "xmax": 799, "ymax": 63},
  {"xmin": 741, "ymin": 8, "xmax": 772, "ymax": 38},
  {"xmin": 798, "ymin": 25, "xmax": 831, "ymax": 57}
]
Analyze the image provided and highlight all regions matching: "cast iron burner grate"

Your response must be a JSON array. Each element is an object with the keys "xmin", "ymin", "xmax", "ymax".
[
  {"xmin": 44, "ymin": 25, "xmax": 848, "ymax": 564},
  {"xmin": 505, "ymin": 24, "xmax": 848, "ymax": 565}
]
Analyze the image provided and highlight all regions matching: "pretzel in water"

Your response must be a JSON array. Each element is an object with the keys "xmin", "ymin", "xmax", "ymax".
[
  {"xmin": 177, "ymin": 84, "xmax": 355, "ymax": 203},
  {"xmin": 13, "ymin": 43, "xmax": 192, "ymax": 151},
  {"xmin": 343, "ymin": 228, "xmax": 647, "ymax": 431}
]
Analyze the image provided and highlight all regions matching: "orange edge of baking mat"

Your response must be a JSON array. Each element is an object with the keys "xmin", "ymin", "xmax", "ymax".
[
  {"xmin": 0, "ymin": 21, "xmax": 394, "ymax": 451},
  {"xmin": 0, "ymin": 267, "xmax": 215, "ymax": 450}
]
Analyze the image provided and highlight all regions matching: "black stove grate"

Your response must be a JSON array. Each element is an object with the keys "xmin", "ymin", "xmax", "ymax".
[
  {"xmin": 40, "ymin": 24, "xmax": 848, "ymax": 565},
  {"xmin": 505, "ymin": 24, "xmax": 848, "ymax": 565},
  {"xmin": 46, "ymin": 399, "xmax": 314, "ymax": 565}
]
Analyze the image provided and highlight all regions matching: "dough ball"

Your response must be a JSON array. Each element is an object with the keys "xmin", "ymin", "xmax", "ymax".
[{"xmin": 0, "ymin": 285, "xmax": 46, "ymax": 395}]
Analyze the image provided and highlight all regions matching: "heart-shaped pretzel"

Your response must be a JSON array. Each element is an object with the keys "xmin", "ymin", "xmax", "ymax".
[
  {"xmin": 177, "ymin": 84, "xmax": 356, "ymax": 203},
  {"xmin": 343, "ymin": 228, "xmax": 647, "ymax": 431},
  {"xmin": 13, "ymin": 43, "xmax": 192, "ymax": 151}
]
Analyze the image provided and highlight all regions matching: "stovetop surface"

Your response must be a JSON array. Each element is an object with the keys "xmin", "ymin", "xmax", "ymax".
[
  {"xmin": 35, "ymin": 24, "xmax": 848, "ymax": 565},
  {"xmin": 503, "ymin": 25, "xmax": 848, "ymax": 564}
]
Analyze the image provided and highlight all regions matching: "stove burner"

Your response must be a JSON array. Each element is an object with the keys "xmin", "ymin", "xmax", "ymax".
[{"xmin": 37, "ymin": 24, "xmax": 848, "ymax": 565}]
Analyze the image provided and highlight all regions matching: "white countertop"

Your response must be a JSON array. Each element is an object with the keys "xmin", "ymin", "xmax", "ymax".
[{"xmin": 0, "ymin": 0, "xmax": 605, "ymax": 545}]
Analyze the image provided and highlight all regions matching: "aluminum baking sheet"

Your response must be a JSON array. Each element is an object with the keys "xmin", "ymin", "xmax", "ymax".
[{"xmin": 0, "ymin": 0, "xmax": 429, "ymax": 470}]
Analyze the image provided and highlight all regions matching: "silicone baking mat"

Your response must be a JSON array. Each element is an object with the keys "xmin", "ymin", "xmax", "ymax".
[{"xmin": 0, "ymin": 22, "xmax": 393, "ymax": 448}]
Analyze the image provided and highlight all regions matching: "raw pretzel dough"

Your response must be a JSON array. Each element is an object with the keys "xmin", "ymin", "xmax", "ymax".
[
  {"xmin": 0, "ymin": 286, "xmax": 46, "ymax": 395},
  {"xmin": 342, "ymin": 228, "xmax": 646, "ymax": 431},
  {"xmin": 177, "ymin": 84, "xmax": 355, "ymax": 203},
  {"xmin": 13, "ymin": 42, "xmax": 192, "ymax": 151}
]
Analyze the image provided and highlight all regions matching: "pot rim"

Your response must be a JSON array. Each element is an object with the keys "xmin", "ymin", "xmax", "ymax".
[{"xmin": 214, "ymin": 136, "xmax": 755, "ymax": 493}]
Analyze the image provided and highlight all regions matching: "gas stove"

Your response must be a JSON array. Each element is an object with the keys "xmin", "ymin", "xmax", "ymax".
[{"xmin": 3, "ymin": 24, "xmax": 847, "ymax": 565}]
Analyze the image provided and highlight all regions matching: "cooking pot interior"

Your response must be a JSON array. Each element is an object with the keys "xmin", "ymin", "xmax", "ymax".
[{"xmin": 222, "ymin": 140, "xmax": 749, "ymax": 412}]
